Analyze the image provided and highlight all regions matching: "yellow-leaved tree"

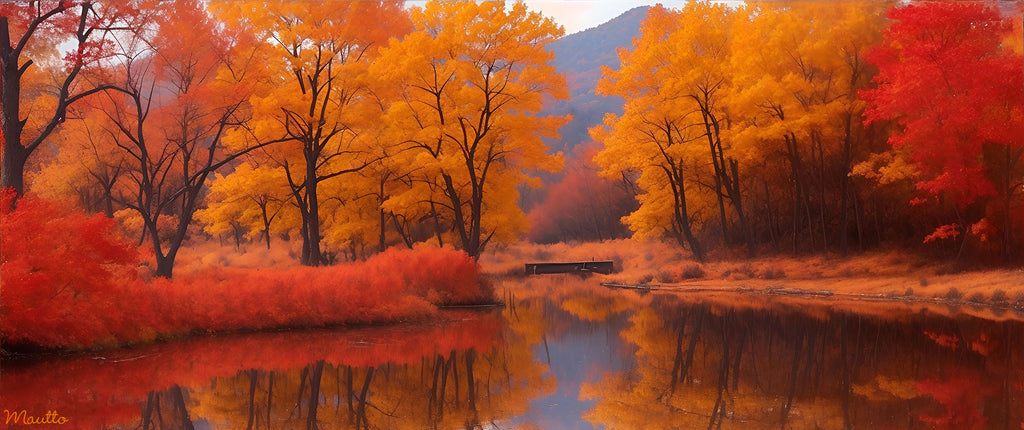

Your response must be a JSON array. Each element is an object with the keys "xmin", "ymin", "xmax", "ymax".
[
  {"xmin": 596, "ymin": 1, "xmax": 889, "ymax": 260},
  {"xmin": 211, "ymin": 1, "xmax": 411, "ymax": 266},
  {"xmin": 374, "ymin": 1, "xmax": 568, "ymax": 258},
  {"xmin": 727, "ymin": 2, "xmax": 888, "ymax": 255},
  {"xmin": 196, "ymin": 164, "xmax": 295, "ymax": 249},
  {"xmin": 592, "ymin": 3, "xmax": 743, "ymax": 262}
]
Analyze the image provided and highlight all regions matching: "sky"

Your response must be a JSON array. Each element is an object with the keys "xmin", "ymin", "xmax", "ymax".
[
  {"xmin": 522, "ymin": 1, "xmax": 686, "ymax": 34},
  {"xmin": 408, "ymin": 1, "xmax": 688, "ymax": 35}
]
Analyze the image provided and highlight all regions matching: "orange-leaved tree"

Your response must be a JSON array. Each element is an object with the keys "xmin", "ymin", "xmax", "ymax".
[
  {"xmin": 210, "ymin": 1, "xmax": 412, "ymax": 266},
  {"xmin": 861, "ymin": 2, "xmax": 1024, "ymax": 260},
  {"xmin": 375, "ymin": 1, "xmax": 568, "ymax": 258},
  {"xmin": 727, "ymin": 2, "xmax": 888, "ymax": 256},
  {"xmin": 69, "ymin": 1, "xmax": 272, "ymax": 277}
]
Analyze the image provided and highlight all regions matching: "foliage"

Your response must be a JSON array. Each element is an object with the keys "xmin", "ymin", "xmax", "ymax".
[
  {"xmin": 593, "ymin": 1, "xmax": 746, "ymax": 261},
  {"xmin": 376, "ymin": 1, "xmax": 569, "ymax": 258},
  {"xmin": 862, "ymin": 2, "xmax": 1024, "ymax": 207},
  {"xmin": 0, "ymin": 0, "xmax": 138, "ymax": 194},
  {"xmin": 527, "ymin": 142, "xmax": 635, "ymax": 243},
  {"xmin": 194, "ymin": 164, "xmax": 294, "ymax": 249},
  {"xmin": 1, "ymin": 190, "xmax": 143, "ymax": 348},
  {"xmin": 210, "ymin": 0, "xmax": 412, "ymax": 267}
]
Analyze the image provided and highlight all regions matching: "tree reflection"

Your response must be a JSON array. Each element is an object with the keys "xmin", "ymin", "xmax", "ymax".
[
  {"xmin": 581, "ymin": 294, "xmax": 1023, "ymax": 429},
  {"xmin": 142, "ymin": 385, "xmax": 196, "ymax": 430},
  {"xmin": 1, "ymin": 311, "xmax": 511, "ymax": 429},
  {"xmin": 179, "ymin": 301, "xmax": 554, "ymax": 429},
  {"xmin": 4, "ymin": 284, "xmax": 1023, "ymax": 429}
]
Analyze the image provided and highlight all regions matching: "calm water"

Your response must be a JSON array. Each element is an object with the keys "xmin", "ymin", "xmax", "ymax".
[{"xmin": 3, "ymin": 277, "xmax": 1023, "ymax": 429}]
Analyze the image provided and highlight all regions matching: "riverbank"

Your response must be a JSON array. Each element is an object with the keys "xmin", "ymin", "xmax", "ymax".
[
  {"xmin": 2, "ymin": 246, "xmax": 492, "ymax": 352},
  {"xmin": 481, "ymin": 239, "xmax": 1024, "ymax": 309}
]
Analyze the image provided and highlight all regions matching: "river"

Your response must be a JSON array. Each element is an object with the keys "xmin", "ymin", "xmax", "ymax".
[{"xmin": 2, "ymin": 276, "xmax": 1022, "ymax": 429}]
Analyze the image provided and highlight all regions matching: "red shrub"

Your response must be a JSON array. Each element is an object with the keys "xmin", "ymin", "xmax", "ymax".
[
  {"xmin": 1, "ymin": 192, "xmax": 144, "ymax": 348},
  {"xmin": 2, "ymin": 192, "xmax": 493, "ymax": 350}
]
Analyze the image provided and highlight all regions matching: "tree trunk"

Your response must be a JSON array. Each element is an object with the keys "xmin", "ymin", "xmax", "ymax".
[
  {"xmin": 839, "ymin": 114, "xmax": 854, "ymax": 257},
  {"xmin": 670, "ymin": 165, "xmax": 705, "ymax": 263},
  {"xmin": 304, "ymin": 162, "xmax": 325, "ymax": 266},
  {"xmin": 465, "ymin": 349, "xmax": 477, "ymax": 412},
  {"xmin": 429, "ymin": 201, "xmax": 445, "ymax": 247},
  {"xmin": 262, "ymin": 205, "xmax": 273, "ymax": 249},
  {"xmin": 730, "ymin": 159, "xmax": 754, "ymax": 257},
  {"xmin": 169, "ymin": 385, "xmax": 196, "ymax": 430},
  {"xmin": 0, "ymin": 143, "xmax": 26, "ymax": 196},
  {"xmin": 1, "ymin": 16, "xmax": 26, "ymax": 196},
  {"xmin": 246, "ymin": 370, "xmax": 258, "ymax": 430}
]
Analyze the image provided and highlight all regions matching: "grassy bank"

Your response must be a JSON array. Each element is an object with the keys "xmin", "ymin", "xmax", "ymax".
[
  {"xmin": 2, "ymin": 246, "xmax": 493, "ymax": 352},
  {"xmin": 481, "ymin": 239, "xmax": 1024, "ymax": 308}
]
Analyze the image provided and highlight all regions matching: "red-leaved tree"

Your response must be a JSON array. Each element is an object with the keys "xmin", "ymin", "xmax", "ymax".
[{"xmin": 861, "ymin": 2, "xmax": 1024, "ymax": 259}]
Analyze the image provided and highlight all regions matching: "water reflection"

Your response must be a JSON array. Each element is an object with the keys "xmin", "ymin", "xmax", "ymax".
[
  {"xmin": 2, "ymin": 278, "xmax": 1023, "ymax": 429},
  {"xmin": 566, "ymin": 283, "xmax": 1024, "ymax": 430}
]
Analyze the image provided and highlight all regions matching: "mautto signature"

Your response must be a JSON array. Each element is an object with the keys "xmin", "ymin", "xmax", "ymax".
[{"xmin": 3, "ymin": 409, "xmax": 69, "ymax": 425}]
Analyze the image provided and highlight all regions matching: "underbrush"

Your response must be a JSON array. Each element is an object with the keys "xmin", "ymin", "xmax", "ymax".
[{"xmin": 1, "ymin": 193, "xmax": 492, "ymax": 350}]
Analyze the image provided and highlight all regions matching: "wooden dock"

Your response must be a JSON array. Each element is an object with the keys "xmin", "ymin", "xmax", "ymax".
[{"xmin": 525, "ymin": 261, "xmax": 615, "ymax": 275}]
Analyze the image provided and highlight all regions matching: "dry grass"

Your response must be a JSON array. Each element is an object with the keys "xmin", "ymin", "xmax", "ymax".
[
  {"xmin": 481, "ymin": 239, "xmax": 1024, "ymax": 308},
  {"xmin": 171, "ymin": 238, "xmax": 302, "ymax": 276}
]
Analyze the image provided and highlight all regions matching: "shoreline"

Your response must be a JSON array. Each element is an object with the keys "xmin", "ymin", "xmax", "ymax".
[
  {"xmin": 481, "ymin": 240, "xmax": 1024, "ymax": 312},
  {"xmin": 0, "ymin": 305, "xmax": 503, "ymax": 360},
  {"xmin": 602, "ymin": 280, "xmax": 1024, "ymax": 311}
]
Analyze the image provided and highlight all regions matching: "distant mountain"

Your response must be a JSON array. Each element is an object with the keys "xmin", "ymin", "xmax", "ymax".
[
  {"xmin": 543, "ymin": 6, "xmax": 648, "ymax": 154},
  {"xmin": 520, "ymin": 7, "xmax": 647, "ymax": 213}
]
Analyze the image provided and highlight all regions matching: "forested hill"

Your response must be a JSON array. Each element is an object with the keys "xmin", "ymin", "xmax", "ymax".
[{"xmin": 543, "ymin": 6, "xmax": 648, "ymax": 153}]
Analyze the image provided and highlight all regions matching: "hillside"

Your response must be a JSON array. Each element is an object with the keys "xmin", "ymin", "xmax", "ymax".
[
  {"xmin": 520, "ymin": 8, "xmax": 648, "ymax": 236},
  {"xmin": 543, "ymin": 6, "xmax": 648, "ymax": 153}
]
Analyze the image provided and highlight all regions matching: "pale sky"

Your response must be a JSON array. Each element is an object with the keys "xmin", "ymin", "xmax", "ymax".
[
  {"xmin": 407, "ymin": 1, "xmax": 689, "ymax": 35},
  {"xmin": 523, "ymin": 1, "xmax": 687, "ymax": 34}
]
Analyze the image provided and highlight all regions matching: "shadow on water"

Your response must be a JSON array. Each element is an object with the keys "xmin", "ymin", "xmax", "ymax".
[{"xmin": 3, "ymin": 277, "xmax": 1023, "ymax": 429}]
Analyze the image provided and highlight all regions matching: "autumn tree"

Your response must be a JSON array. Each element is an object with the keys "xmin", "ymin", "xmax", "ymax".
[
  {"xmin": 196, "ymin": 164, "xmax": 294, "ymax": 249},
  {"xmin": 0, "ymin": 1, "xmax": 139, "ymax": 197},
  {"xmin": 30, "ymin": 109, "xmax": 129, "ymax": 217},
  {"xmin": 609, "ymin": 2, "xmax": 750, "ymax": 254},
  {"xmin": 727, "ymin": 2, "xmax": 889, "ymax": 256},
  {"xmin": 209, "ymin": 1, "xmax": 411, "ymax": 266},
  {"xmin": 353, "ymin": 129, "xmax": 423, "ymax": 253},
  {"xmin": 861, "ymin": 2, "xmax": 1024, "ymax": 260},
  {"xmin": 593, "ymin": 3, "xmax": 743, "ymax": 262},
  {"xmin": 74, "ymin": 1, "xmax": 271, "ymax": 278},
  {"xmin": 527, "ymin": 142, "xmax": 635, "ymax": 243},
  {"xmin": 376, "ymin": 1, "xmax": 568, "ymax": 259}
]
